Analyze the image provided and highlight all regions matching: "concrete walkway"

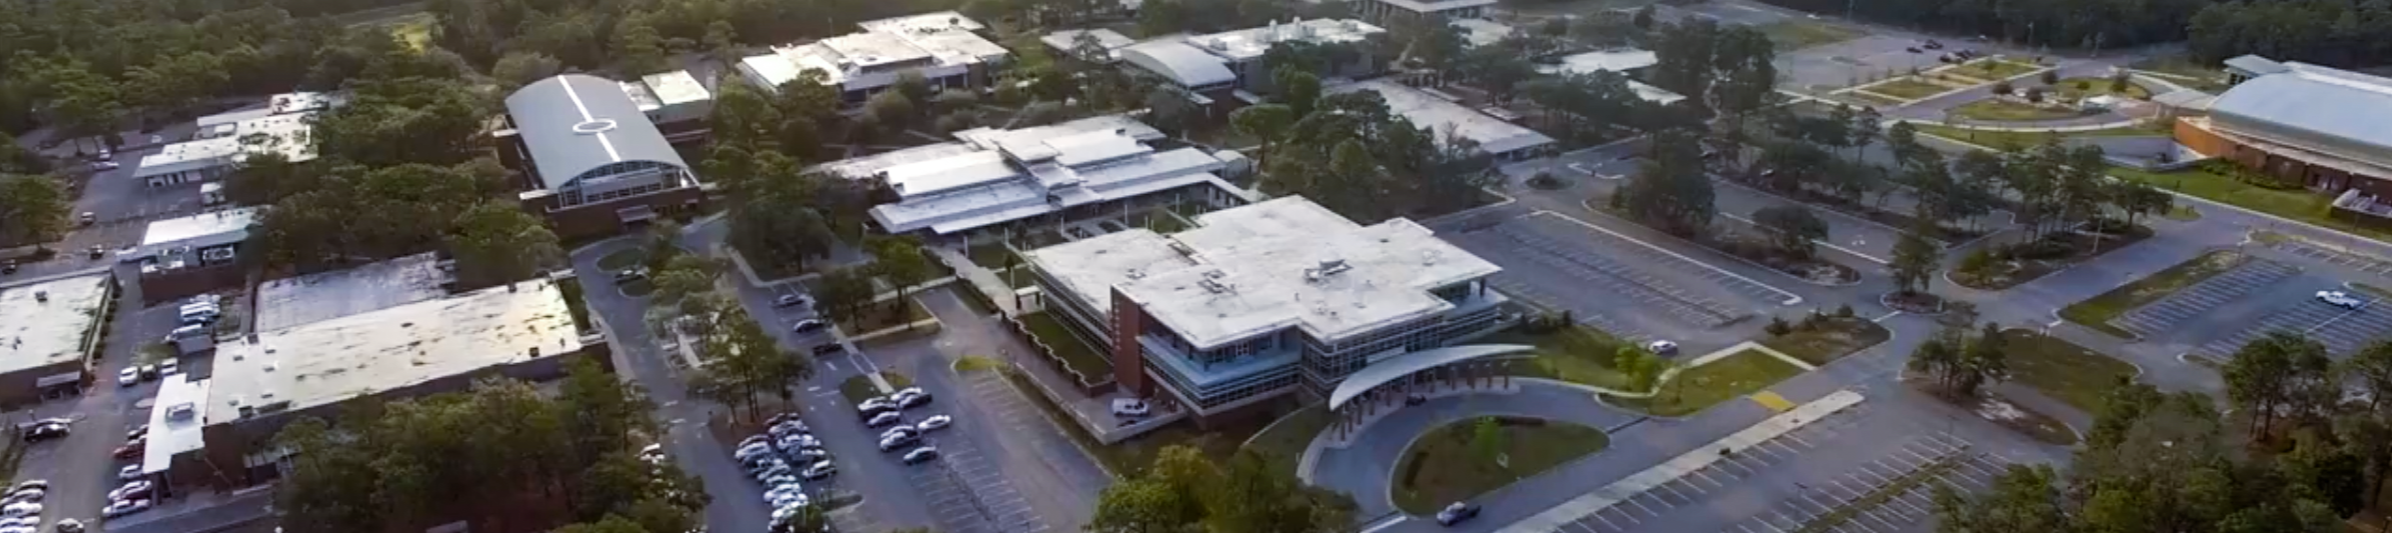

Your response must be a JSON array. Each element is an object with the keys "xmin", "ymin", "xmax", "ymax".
[
  {"xmin": 926, "ymin": 244, "xmax": 1023, "ymax": 316},
  {"xmin": 1493, "ymin": 390, "xmax": 1867, "ymax": 533},
  {"xmin": 1884, "ymin": 117, "xmax": 2143, "ymax": 133}
]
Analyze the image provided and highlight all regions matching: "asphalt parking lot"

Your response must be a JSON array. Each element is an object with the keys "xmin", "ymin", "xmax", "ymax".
[
  {"xmin": 1721, "ymin": 437, "xmax": 2012, "ymax": 533},
  {"xmin": 2194, "ymin": 293, "xmax": 2389, "ymax": 361},
  {"xmin": 1776, "ymin": 35, "xmax": 1955, "ymax": 93},
  {"xmin": 1543, "ymin": 404, "xmax": 1878, "ymax": 533},
  {"xmin": 2111, "ymin": 259, "xmax": 2300, "ymax": 338},
  {"xmin": 1445, "ymin": 212, "xmax": 1796, "ymax": 345},
  {"xmin": 2266, "ymin": 238, "xmax": 2392, "ymax": 276}
]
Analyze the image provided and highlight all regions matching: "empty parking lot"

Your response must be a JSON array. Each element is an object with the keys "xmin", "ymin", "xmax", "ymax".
[
  {"xmin": 1446, "ymin": 213, "xmax": 1797, "ymax": 344},
  {"xmin": 2196, "ymin": 295, "xmax": 2390, "ymax": 360},
  {"xmin": 2112, "ymin": 259, "xmax": 2300, "ymax": 337},
  {"xmin": 1542, "ymin": 402, "xmax": 1882, "ymax": 533},
  {"xmin": 1720, "ymin": 435, "xmax": 2012, "ymax": 533}
]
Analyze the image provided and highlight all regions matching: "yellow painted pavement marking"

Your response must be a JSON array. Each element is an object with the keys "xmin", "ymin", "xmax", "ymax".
[{"xmin": 1749, "ymin": 391, "xmax": 1796, "ymax": 412}]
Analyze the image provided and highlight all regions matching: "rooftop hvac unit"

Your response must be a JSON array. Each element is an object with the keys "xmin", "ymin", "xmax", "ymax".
[{"xmin": 201, "ymin": 247, "xmax": 236, "ymax": 262}]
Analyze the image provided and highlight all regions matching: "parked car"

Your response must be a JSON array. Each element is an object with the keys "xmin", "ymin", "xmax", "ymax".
[
  {"xmin": 768, "ymin": 421, "xmax": 809, "ymax": 438},
  {"xmin": 112, "ymin": 441, "xmax": 143, "ymax": 459},
  {"xmin": 1435, "ymin": 502, "xmax": 1481, "ymax": 526},
  {"xmin": 0, "ymin": 502, "xmax": 37, "ymax": 518},
  {"xmin": 107, "ymin": 481, "xmax": 152, "ymax": 501},
  {"xmin": 789, "ymin": 319, "xmax": 827, "ymax": 334},
  {"xmin": 638, "ymin": 443, "xmax": 666, "ymax": 463},
  {"xmin": 116, "ymin": 368, "xmax": 139, "ymax": 387},
  {"xmin": 901, "ymin": 447, "xmax": 941, "ymax": 464},
  {"xmin": 2316, "ymin": 290, "xmax": 2366, "ymax": 310},
  {"xmin": 878, "ymin": 426, "xmax": 919, "ymax": 442},
  {"xmin": 117, "ymin": 464, "xmax": 143, "ymax": 481},
  {"xmin": 864, "ymin": 411, "xmax": 904, "ymax": 428},
  {"xmin": 53, "ymin": 518, "xmax": 83, "ymax": 533},
  {"xmin": 138, "ymin": 365, "xmax": 159, "ymax": 380},
  {"xmin": 9, "ymin": 481, "xmax": 46, "ymax": 494},
  {"xmin": 1645, "ymin": 340, "xmax": 1679, "ymax": 356},
  {"xmin": 856, "ymin": 398, "xmax": 898, "ymax": 416},
  {"xmin": 159, "ymin": 359, "xmax": 179, "ymax": 376},
  {"xmin": 800, "ymin": 461, "xmax": 837, "ymax": 480},
  {"xmin": 774, "ymin": 294, "xmax": 812, "ymax": 308},
  {"xmin": 877, "ymin": 433, "xmax": 921, "ymax": 452},
  {"xmin": 915, "ymin": 415, "xmax": 953, "ymax": 433},
  {"xmin": 1110, "ymin": 399, "xmax": 1151, "ymax": 418},
  {"xmin": 892, "ymin": 390, "xmax": 932, "ymax": 409},
  {"xmin": 775, "ymin": 434, "xmax": 822, "ymax": 452},
  {"xmin": 787, "ymin": 448, "xmax": 830, "ymax": 461},
  {"xmin": 811, "ymin": 344, "xmax": 844, "ymax": 356},
  {"xmin": 101, "ymin": 499, "xmax": 149, "ymax": 518},
  {"xmin": 762, "ymin": 485, "xmax": 806, "ymax": 505},
  {"xmin": 1, "ymin": 489, "xmax": 38, "ymax": 504},
  {"xmin": 613, "ymin": 269, "xmax": 646, "ymax": 282},
  {"xmin": 737, "ymin": 435, "xmax": 772, "ymax": 449}
]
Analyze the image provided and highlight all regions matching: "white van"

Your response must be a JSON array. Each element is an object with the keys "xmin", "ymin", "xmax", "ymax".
[
  {"xmin": 167, "ymin": 325, "xmax": 205, "ymax": 340},
  {"xmin": 177, "ymin": 306, "xmax": 220, "ymax": 324}
]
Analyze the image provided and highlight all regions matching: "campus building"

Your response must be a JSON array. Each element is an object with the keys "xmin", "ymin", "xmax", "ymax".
[
  {"xmin": 737, "ymin": 11, "xmax": 1008, "ymax": 105},
  {"xmin": 130, "ymin": 207, "xmax": 259, "ymax": 303},
  {"xmin": 812, "ymin": 115, "xmax": 1252, "ymax": 237},
  {"xmin": 1021, "ymin": 197, "xmax": 1511, "ymax": 420},
  {"xmin": 617, "ymin": 70, "xmax": 716, "ymax": 144},
  {"xmin": 1105, "ymin": 18, "xmax": 1385, "ymax": 109},
  {"xmin": 161, "ymin": 277, "xmax": 603, "ymax": 488},
  {"xmin": 499, "ymin": 74, "xmax": 706, "ymax": 240},
  {"xmin": 1537, "ymin": 49, "xmax": 1687, "ymax": 105},
  {"xmin": 135, "ymin": 112, "xmax": 323, "ymax": 188},
  {"xmin": 1354, "ymin": 0, "xmax": 1495, "ymax": 22},
  {"xmin": 1334, "ymin": 78, "xmax": 1557, "ymax": 161},
  {"xmin": 2174, "ymin": 55, "xmax": 2392, "ymax": 223},
  {"xmin": 0, "ymin": 273, "xmax": 116, "ymax": 406}
]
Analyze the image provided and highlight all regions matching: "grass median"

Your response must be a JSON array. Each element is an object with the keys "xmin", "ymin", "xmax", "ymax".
[
  {"xmin": 2059, "ymin": 250, "xmax": 2245, "ymax": 338},
  {"xmin": 2108, "ymin": 166, "xmax": 2388, "ymax": 241},
  {"xmin": 1611, "ymin": 350, "xmax": 1804, "ymax": 416},
  {"xmin": 1483, "ymin": 326, "xmax": 1634, "ymax": 390},
  {"xmin": 1950, "ymin": 99, "xmax": 2085, "ymax": 121},
  {"xmin": 1242, "ymin": 405, "xmax": 1332, "ymax": 466},
  {"xmin": 1998, "ymin": 330, "xmax": 2137, "ymax": 413},
  {"xmin": 1761, "ymin": 316, "xmax": 1892, "ymax": 366},
  {"xmin": 1858, "ymin": 78, "xmax": 1952, "ymax": 100},
  {"xmin": 1913, "ymin": 123, "xmax": 2166, "ymax": 151},
  {"xmin": 1392, "ymin": 417, "xmax": 1609, "ymax": 515},
  {"xmin": 1757, "ymin": 20, "xmax": 1865, "ymax": 50}
]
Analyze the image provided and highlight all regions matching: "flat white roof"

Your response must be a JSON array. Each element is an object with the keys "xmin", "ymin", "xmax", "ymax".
[
  {"xmin": 1335, "ymin": 79, "xmax": 1556, "ymax": 156},
  {"xmin": 642, "ymin": 71, "xmax": 712, "ymax": 105},
  {"xmin": 1542, "ymin": 49, "xmax": 1658, "ymax": 75},
  {"xmin": 1628, "ymin": 80, "xmax": 1687, "ymax": 105},
  {"xmin": 139, "ymin": 207, "xmax": 259, "ymax": 249},
  {"xmin": 208, "ymin": 279, "xmax": 583, "ymax": 424},
  {"xmin": 254, "ymin": 253, "xmax": 452, "ymax": 331},
  {"xmin": 0, "ymin": 273, "xmax": 111, "ymax": 376},
  {"xmin": 135, "ymin": 113, "xmax": 319, "ymax": 178},
  {"xmin": 1184, "ymin": 18, "xmax": 1384, "ymax": 61},
  {"xmin": 1024, "ymin": 197, "xmax": 1501, "ymax": 349},
  {"xmin": 814, "ymin": 115, "xmax": 1166, "ymax": 180},
  {"xmin": 857, "ymin": 10, "xmax": 987, "ymax": 34},
  {"xmin": 143, "ymin": 374, "xmax": 210, "ymax": 474},
  {"xmin": 1369, "ymin": 0, "xmax": 1497, "ymax": 13},
  {"xmin": 1040, "ymin": 28, "xmax": 1138, "ymax": 59},
  {"xmin": 855, "ymin": 115, "xmax": 1238, "ymax": 234},
  {"xmin": 1450, "ymin": 18, "xmax": 1514, "ymax": 48},
  {"xmin": 741, "ymin": 11, "xmax": 1006, "ymax": 93}
]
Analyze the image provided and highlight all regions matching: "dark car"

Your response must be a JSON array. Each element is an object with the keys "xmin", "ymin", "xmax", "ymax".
[
  {"xmin": 810, "ymin": 344, "xmax": 844, "ymax": 356},
  {"xmin": 1435, "ymin": 502, "xmax": 1481, "ymax": 526},
  {"xmin": 20, "ymin": 424, "xmax": 67, "ymax": 443},
  {"xmin": 1904, "ymin": 46, "xmax": 1922, "ymax": 53}
]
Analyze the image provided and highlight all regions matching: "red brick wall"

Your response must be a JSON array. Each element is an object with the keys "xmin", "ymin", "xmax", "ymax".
[
  {"xmin": 520, "ymin": 186, "xmax": 707, "ymax": 242},
  {"xmin": 1108, "ymin": 288, "xmax": 1147, "ymax": 396}
]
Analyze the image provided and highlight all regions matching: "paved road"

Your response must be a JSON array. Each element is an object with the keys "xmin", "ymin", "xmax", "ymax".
[{"xmin": 1311, "ymin": 381, "xmax": 1646, "ymax": 519}]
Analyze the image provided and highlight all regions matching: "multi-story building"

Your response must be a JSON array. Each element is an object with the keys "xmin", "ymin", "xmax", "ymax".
[
  {"xmin": 128, "ymin": 207, "xmax": 260, "ymax": 303},
  {"xmin": 1333, "ymin": 78, "xmax": 1557, "ymax": 161},
  {"xmin": 499, "ymin": 74, "xmax": 706, "ymax": 240},
  {"xmin": 1354, "ymin": 0, "xmax": 1495, "ymax": 22},
  {"xmin": 2174, "ymin": 55, "xmax": 2391, "ymax": 224},
  {"xmin": 135, "ymin": 112, "xmax": 323, "ymax": 188},
  {"xmin": 1022, "ymin": 197, "xmax": 1510, "ymax": 420},
  {"xmin": 616, "ymin": 70, "xmax": 716, "ymax": 145},
  {"xmin": 811, "ymin": 115, "xmax": 1252, "ymax": 238},
  {"xmin": 0, "ymin": 273, "xmax": 115, "ymax": 405},
  {"xmin": 737, "ymin": 11, "xmax": 1008, "ymax": 105},
  {"xmin": 1107, "ymin": 18, "xmax": 1385, "ymax": 109}
]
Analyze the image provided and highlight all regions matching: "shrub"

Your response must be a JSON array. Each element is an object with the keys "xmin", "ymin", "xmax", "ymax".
[
  {"xmin": 2039, "ymin": 70, "xmax": 2060, "ymax": 85},
  {"xmin": 1527, "ymin": 172, "xmax": 1567, "ymax": 190},
  {"xmin": 1833, "ymin": 304, "xmax": 1855, "ymax": 318},
  {"xmin": 1798, "ymin": 310, "xmax": 1830, "ymax": 331},
  {"xmin": 2073, "ymin": 79, "xmax": 2089, "ymax": 91},
  {"xmin": 2001, "ymin": 239, "xmax": 2075, "ymax": 260},
  {"xmin": 1958, "ymin": 248, "xmax": 1999, "ymax": 273},
  {"xmin": 1991, "ymin": 80, "xmax": 2014, "ymax": 95},
  {"xmin": 1765, "ymin": 316, "xmax": 1793, "ymax": 336},
  {"xmin": 2024, "ymin": 87, "xmax": 2046, "ymax": 103}
]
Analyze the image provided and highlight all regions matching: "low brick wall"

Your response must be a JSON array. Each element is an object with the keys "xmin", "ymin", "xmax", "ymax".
[{"xmin": 999, "ymin": 316, "xmax": 1116, "ymax": 395}]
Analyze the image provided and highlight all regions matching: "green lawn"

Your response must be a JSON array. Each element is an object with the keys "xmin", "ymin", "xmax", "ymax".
[
  {"xmin": 1760, "ymin": 317, "xmax": 1892, "ymax": 366},
  {"xmin": 840, "ymin": 298, "xmax": 931, "ymax": 333},
  {"xmin": 992, "ymin": 266, "xmax": 1041, "ymax": 289},
  {"xmin": 838, "ymin": 375, "xmax": 882, "ymax": 404},
  {"xmin": 2107, "ymin": 166, "xmax": 2389, "ymax": 241},
  {"xmin": 1858, "ymin": 78, "xmax": 1953, "ymax": 100},
  {"xmin": 1997, "ymin": 330, "xmax": 2137, "ymax": 413},
  {"xmin": 597, "ymin": 249, "xmax": 647, "ymax": 272},
  {"xmin": 2353, "ymin": 284, "xmax": 2390, "ymax": 298},
  {"xmin": 953, "ymin": 355, "xmax": 1004, "ymax": 373},
  {"xmin": 1392, "ymin": 418, "xmax": 1610, "ymax": 515},
  {"xmin": 2051, "ymin": 77, "xmax": 2151, "ymax": 101},
  {"xmin": 2129, "ymin": 55, "xmax": 2234, "ymax": 92},
  {"xmin": 1612, "ymin": 350, "xmax": 1805, "ymax": 416},
  {"xmin": 618, "ymin": 278, "xmax": 656, "ymax": 297},
  {"xmin": 1137, "ymin": 210, "xmax": 1190, "ymax": 233},
  {"xmin": 1947, "ymin": 59, "xmax": 2042, "ymax": 81},
  {"xmin": 966, "ymin": 241, "xmax": 1018, "ymax": 270},
  {"xmin": 1913, "ymin": 123, "xmax": 2166, "ymax": 150},
  {"xmin": 1242, "ymin": 405, "xmax": 1332, "ymax": 464},
  {"xmin": 1949, "ymin": 99, "xmax": 2085, "ymax": 121},
  {"xmin": 1756, "ymin": 20, "xmax": 1866, "ymax": 50},
  {"xmin": 1482, "ymin": 326, "xmax": 1635, "ymax": 390},
  {"xmin": 1017, "ymin": 312, "xmax": 1115, "ymax": 381},
  {"xmin": 1839, "ymin": 91, "xmax": 1907, "ymax": 108},
  {"xmin": 2059, "ymin": 250, "xmax": 2246, "ymax": 339}
]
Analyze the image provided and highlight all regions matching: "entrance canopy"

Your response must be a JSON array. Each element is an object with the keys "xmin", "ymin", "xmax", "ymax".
[{"xmin": 1327, "ymin": 344, "xmax": 1533, "ymax": 410}]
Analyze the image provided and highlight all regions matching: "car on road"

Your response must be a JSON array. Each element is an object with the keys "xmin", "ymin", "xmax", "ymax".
[
  {"xmin": 1645, "ymin": 340, "xmax": 1679, "ymax": 356},
  {"xmin": 901, "ymin": 447, "xmax": 941, "ymax": 464},
  {"xmin": 774, "ymin": 294, "xmax": 813, "ymax": 308},
  {"xmin": 800, "ymin": 461, "xmax": 837, "ymax": 480},
  {"xmin": 877, "ymin": 433, "xmax": 921, "ymax": 452},
  {"xmin": 2316, "ymin": 290, "xmax": 2366, "ymax": 310},
  {"xmin": 864, "ymin": 411, "xmax": 904, "ymax": 428},
  {"xmin": 789, "ymin": 319, "xmax": 828, "ymax": 334},
  {"xmin": 20, "ymin": 424, "xmax": 66, "ymax": 443},
  {"xmin": 89, "ymin": 161, "xmax": 119, "ymax": 172},
  {"xmin": 53, "ymin": 518, "xmax": 82, "ymax": 533},
  {"xmin": 101, "ymin": 499, "xmax": 149, "ymax": 518},
  {"xmin": 1435, "ymin": 502, "xmax": 1481, "ymax": 526},
  {"xmin": 915, "ymin": 415, "xmax": 952, "ymax": 433},
  {"xmin": 1110, "ymin": 399, "xmax": 1150, "ymax": 418},
  {"xmin": 117, "ymin": 368, "xmax": 140, "ymax": 387}
]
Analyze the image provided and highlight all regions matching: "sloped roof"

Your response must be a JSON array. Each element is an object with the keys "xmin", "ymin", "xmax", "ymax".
[
  {"xmin": 1121, "ymin": 42, "xmax": 1238, "ymax": 88},
  {"xmin": 2209, "ymin": 63, "xmax": 2393, "ymax": 163},
  {"xmin": 504, "ymin": 75, "xmax": 687, "ymax": 191},
  {"xmin": 1328, "ymin": 344, "xmax": 1534, "ymax": 409}
]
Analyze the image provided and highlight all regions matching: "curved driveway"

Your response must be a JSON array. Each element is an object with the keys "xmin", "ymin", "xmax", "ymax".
[{"xmin": 1310, "ymin": 381, "xmax": 1646, "ymax": 519}]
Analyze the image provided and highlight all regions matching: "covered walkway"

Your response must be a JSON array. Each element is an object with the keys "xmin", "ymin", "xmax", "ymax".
[{"xmin": 1325, "ymin": 344, "xmax": 1534, "ymax": 440}]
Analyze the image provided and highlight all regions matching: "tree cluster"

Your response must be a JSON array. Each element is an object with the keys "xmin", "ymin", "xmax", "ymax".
[
  {"xmin": 1906, "ymin": 322, "xmax": 2008, "ymax": 397},
  {"xmin": 2186, "ymin": 0, "xmax": 2390, "ymax": 69},
  {"xmin": 1649, "ymin": 19, "xmax": 1777, "ymax": 122},
  {"xmin": 688, "ymin": 302, "xmax": 819, "ymax": 424},
  {"xmin": 1254, "ymin": 91, "xmax": 1496, "ymax": 223},
  {"xmin": 1088, "ymin": 446, "xmax": 1358, "ymax": 533},
  {"xmin": 1521, "ymin": 72, "xmax": 1699, "ymax": 144},
  {"xmin": 0, "ymin": 2, "xmax": 351, "ymax": 135},
  {"xmin": 0, "ymin": 174, "xmax": 68, "ymax": 248},
  {"xmin": 1934, "ymin": 335, "xmax": 2391, "ymax": 532},
  {"xmin": 277, "ymin": 359, "xmax": 704, "ymax": 533},
  {"xmin": 1752, "ymin": 0, "xmax": 2215, "ymax": 51},
  {"xmin": 1613, "ymin": 129, "xmax": 1715, "ymax": 236}
]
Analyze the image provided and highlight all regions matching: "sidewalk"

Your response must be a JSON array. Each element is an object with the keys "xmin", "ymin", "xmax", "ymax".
[
  {"xmin": 926, "ymin": 244, "xmax": 1022, "ymax": 316},
  {"xmin": 1495, "ymin": 390, "xmax": 1868, "ymax": 533}
]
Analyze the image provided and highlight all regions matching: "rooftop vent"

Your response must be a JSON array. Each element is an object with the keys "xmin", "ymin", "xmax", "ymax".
[
  {"xmin": 1198, "ymin": 278, "xmax": 1232, "ymax": 294},
  {"xmin": 1169, "ymin": 242, "xmax": 1198, "ymax": 256},
  {"xmin": 1304, "ymin": 259, "xmax": 1351, "ymax": 282},
  {"xmin": 1126, "ymin": 268, "xmax": 1146, "ymax": 280},
  {"xmin": 31, "ymin": 291, "xmax": 45, "ymax": 303}
]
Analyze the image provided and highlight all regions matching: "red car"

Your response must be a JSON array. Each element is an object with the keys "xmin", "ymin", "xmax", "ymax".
[{"xmin": 112, "ymin": 441, "xmax": 143, "ymax": 459}]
